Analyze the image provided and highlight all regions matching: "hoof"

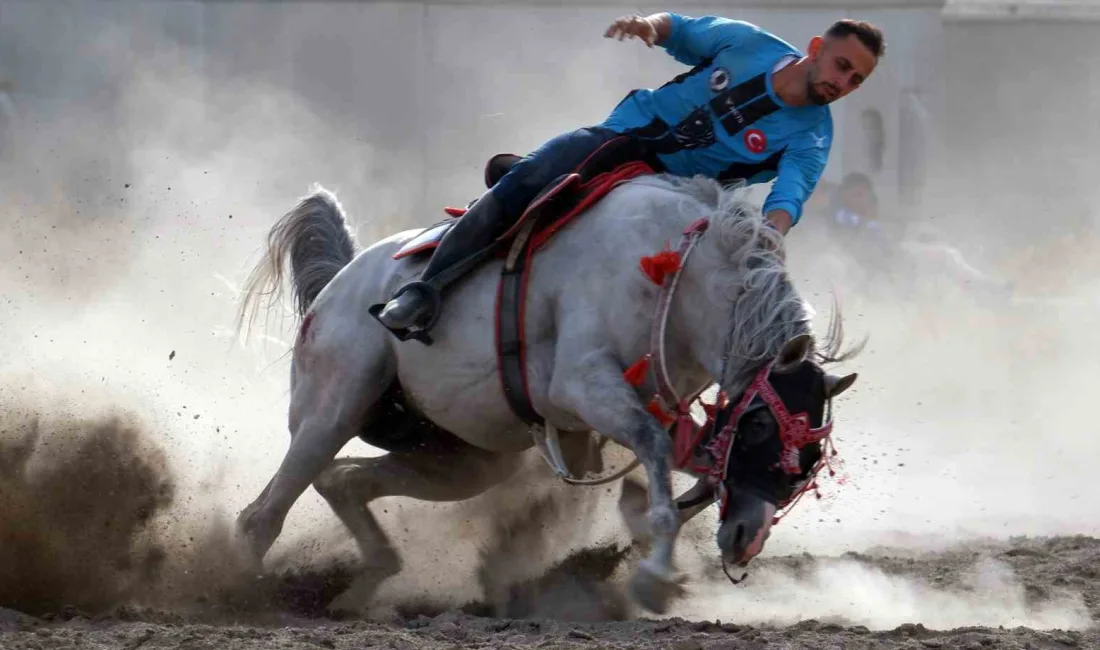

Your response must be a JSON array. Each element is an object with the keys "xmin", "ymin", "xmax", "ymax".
[
  {"xmin": 329, "ymin": 547, "xmax": 403, "ymax": 613},
  {"xmin": 230, "ymin": 518, "xmax": 267, "ymax": 576},
  {"xmin": 628, "ymin": 561, "xmax": 686, "ymax": 614}
]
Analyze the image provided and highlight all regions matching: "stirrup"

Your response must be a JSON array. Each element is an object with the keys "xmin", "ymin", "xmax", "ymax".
[{"xmin": 367, "ymin": 281, "xmax": 443, "ymax": 346}]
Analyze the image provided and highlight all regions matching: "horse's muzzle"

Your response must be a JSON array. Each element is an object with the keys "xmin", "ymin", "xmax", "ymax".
[{"xmin": 717, "ymin": 491, "xmax": 777, "ymax": 565}]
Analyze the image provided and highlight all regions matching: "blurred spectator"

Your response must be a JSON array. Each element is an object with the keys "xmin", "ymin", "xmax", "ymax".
[
  {"xmin": 791, "ymin": 171, "xmax": 904, "ymax": 298},
  {"xmin": 825, "ymin": 172, "xmax": 911, "ymax": 293},
  {"xmin": 802, "ymin": 173, "xmax": 1013, "ymax": 305},
  {"xmin": 824, "ymin": 172, "xmax": 887, "ymax": 242}
]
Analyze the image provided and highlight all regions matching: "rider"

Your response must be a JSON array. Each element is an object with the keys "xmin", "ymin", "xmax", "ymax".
[{"xmin": 376, "ymin": 12, "xmax": 885, "ymax": 337}]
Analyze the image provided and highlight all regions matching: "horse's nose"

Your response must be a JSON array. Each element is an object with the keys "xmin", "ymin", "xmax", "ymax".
[
  {"xmin": 717, "ymin": 519, "xmax": 749, "ymax": 563},
  {"xmin": 716, "ymin": 493, "xmax": 777, "ymax": 565}
]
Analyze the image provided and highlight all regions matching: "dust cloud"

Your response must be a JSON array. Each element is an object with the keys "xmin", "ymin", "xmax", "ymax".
[
  {"xmin": 469, "ymin": 491, "xmax": 629, "ymax": 622},
  {"xmin": 0, "ymin": 0, "xmax": 416, "ymax": 562},
  {"xmin": 674, "ymin": 549, "xmax": 1092, "ymax": 631},
  {"xmin": 0, "ymin": 384, "xmax": 374, "ymax": 621},
  {"xmin": 0, "ymin": 398, "xmax": 173, "ymax": 617},
  {"xmin": 373, "ymin": 492, "xmax": 633, "ymax": 623},
  {"xmin": 347, "ymin": 435, "xmax": 634, "ymax": 620},
  {"xmin": 2, "ymin": 0, "xmax": 1099, "ymax": 634}
]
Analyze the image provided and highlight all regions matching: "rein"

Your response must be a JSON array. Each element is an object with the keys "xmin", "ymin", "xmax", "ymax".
[
  {"xmin": 623, "ymin": 218, "xmax": 718, "ymax": 466},
  {"xmin": 624, "ymin": 217, "xmax": 731, "ymax": 478}
]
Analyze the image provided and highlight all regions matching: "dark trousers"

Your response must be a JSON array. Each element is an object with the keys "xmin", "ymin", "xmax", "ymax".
[{"xmin": 489, "ymin": 126, "xmax": 627, "ymax": 221}]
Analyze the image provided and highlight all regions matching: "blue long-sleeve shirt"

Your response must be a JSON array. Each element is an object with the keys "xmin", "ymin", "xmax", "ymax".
[{"xmin": 601, "ymin": 14, "xmax": 832, "ymax": 225}]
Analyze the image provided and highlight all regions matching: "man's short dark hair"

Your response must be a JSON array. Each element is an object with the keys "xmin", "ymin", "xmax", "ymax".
[{"xmin": 825, "ymin": 19, "xmax": 886, "ymax": 58}]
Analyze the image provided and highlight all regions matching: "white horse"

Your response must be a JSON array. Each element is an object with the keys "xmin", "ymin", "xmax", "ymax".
[{"xmin": 234, "ymin": 173, "xmax": 859, "ymax": 614}]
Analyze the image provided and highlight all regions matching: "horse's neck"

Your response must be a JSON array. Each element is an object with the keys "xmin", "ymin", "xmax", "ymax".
[{"xmin": 617, "ymin": 177, "xmax": 803, "ymax": 397}]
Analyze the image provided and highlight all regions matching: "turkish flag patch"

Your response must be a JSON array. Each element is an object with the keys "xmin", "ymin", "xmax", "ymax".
[{"xmin": 744, "ymin": 129, "xmax": 767, "ymax": 154}]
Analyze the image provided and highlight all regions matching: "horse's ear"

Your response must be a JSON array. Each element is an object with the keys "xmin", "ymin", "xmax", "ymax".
[
  {"xmin": 824, "ymin": 372, "xmax": 857, "ymax": 398},
  {"xmin": 773, "ymin": 334, "xmax": 813, "ymax": 374}
]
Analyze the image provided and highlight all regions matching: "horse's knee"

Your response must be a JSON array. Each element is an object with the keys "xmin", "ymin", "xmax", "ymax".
[
  {"xmin": 314, "ymin": 462, "xmax": 371, "ymax": 504},
  {"xmin": 648, "ymin": 504, "xmax": 679, "ymax": 538},
  {"xmin": 312, "ymin": 469, "xmax": 338, "ymax": 501},
  {"xmin": 633, "ymin": 421, "xmax": 671, "ymax": 458}
]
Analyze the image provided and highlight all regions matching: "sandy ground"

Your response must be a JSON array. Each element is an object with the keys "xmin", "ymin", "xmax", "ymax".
[
  {"xmin": 1, "ymin": 407, "xmax": 1098, "ymax": 650},
  {"xmin": 1, "ymin": 534, "xmax": 1097, "ymax": 650}
]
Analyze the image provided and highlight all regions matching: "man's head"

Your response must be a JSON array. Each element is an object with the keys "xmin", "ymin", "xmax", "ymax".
[{"xmin": 804, "ymin": 20, "xmax": 884, "ymax": 105}]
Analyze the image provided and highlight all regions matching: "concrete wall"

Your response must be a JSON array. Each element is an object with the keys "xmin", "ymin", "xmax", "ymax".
[{"xmin": 932, "ymin": 17, "xmax": 1100, "ymax": 250}]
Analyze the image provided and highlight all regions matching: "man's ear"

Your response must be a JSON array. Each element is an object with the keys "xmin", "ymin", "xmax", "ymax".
[{"xmin": 807, "ymin": 35, "xmax": 824, "ymax": 60}]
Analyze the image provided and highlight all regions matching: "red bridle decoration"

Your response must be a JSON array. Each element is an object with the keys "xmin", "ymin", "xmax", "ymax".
[
  {"xmin": 720, "ymin": 361, "xmax": 834, "ymax": 475},
  {"xmin": 624, "ymin": 355, "xmax": 841, "ymax": 525},
  {"xmin": 702, "ymin": 360, "xmax": 839, "ymax": 523},
  {"xmin": 639, "ymin": 248, "xmax": 683, "ymax": 286}
]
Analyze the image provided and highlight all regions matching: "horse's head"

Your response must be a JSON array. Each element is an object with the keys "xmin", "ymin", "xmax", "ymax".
[{"xmin": 711, "ymin": 333, "xmax": 857, "ymax": 568}]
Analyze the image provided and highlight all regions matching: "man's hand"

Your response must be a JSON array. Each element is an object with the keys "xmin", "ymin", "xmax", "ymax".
[
  {"xmin": 766, "ymin": 209, "xmax": 793, "ymax": 235},
  {"xmin": 604, "ymin": 14, "xmax": 669, "ymax": 48}
]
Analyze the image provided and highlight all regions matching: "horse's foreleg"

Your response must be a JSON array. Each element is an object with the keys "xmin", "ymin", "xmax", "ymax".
[
  {"xmin": 313, "ymin": 444, "xmax": 523, "ymax": 603},
  {"xmin": 548, "ymin": 356, "xmax": 682, "ymax": 613},
  {"xmin": 619, "ymin": 475, "xmax": 714, "ymax": 544}
]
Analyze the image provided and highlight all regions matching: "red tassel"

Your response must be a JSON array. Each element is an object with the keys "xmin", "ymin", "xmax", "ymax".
[
  {"xmin": 639, "ymin": 249, "xmax": 682, "ymax": 286},
  {"xmin": 623, "ymin": 354, "xmax": 650, "ymax": 387},
  {"xmin": 443, "ymin": 206, "xmax": 466, "ymax": 217}
]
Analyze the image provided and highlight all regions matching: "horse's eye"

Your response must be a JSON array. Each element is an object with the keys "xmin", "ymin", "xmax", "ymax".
[{"xmin": 739, "ymin": 409, "xmax": 774, "ymax": 446}]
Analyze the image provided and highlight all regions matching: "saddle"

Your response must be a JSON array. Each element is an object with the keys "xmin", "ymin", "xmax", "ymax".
[{"xmin": 391, "ymin": 136, "xmax": 658, "ymax": 424}]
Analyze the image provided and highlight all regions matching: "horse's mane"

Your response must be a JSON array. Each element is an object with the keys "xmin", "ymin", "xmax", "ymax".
[{"xmin": 624, "ymin": 174, "xmax": 860, "ymax": 385}]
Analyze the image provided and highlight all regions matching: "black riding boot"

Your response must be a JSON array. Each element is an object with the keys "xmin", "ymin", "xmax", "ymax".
[{"xmin": 375, "ymin": 190, "xmax": 508, "ymax": 335}]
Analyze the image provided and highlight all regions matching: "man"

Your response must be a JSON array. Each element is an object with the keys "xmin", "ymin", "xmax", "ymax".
[
  {"xmin": 376, "ymin": 12, "xmax": 884, "ymax": 337},
  {"xmin": 828, "ymin": 172, "xmax": 882, "ymax": 235},
  {"xmin": 820, "ymin": 172, "xmax": 894, "ymax": 275}
]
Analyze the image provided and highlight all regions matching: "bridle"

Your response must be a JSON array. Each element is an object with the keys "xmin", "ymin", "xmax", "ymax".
[
  {"xmin": 627, "ymin": 218, "xmax": 841, "ymax": 528},
  {"xmin": 703, "ymin": 360, "xmax": 837, "ymax": 521}
]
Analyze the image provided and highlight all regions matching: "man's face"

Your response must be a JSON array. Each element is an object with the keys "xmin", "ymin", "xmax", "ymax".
[{"xmin": 805, "ymin": 34, "xmax": 878, "ymax": 105}]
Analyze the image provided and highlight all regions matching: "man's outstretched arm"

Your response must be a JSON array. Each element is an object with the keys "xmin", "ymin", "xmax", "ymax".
[
  {"xmin": 604, "ymin": 12, "xmax": 758, "ymax": 65},
  {"xmin": 762, "ymin": 126, "xmax": 833, "ymax": 236}
]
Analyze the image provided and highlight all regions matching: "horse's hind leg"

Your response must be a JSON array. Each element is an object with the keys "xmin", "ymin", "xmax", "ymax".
[
  {"xmin": 313, "ymin": 443, "xmax": 523, "ymax": 600},
  {"xmin": 237, "ymin": 325, "xmax": 395, "ymax": 566}
]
